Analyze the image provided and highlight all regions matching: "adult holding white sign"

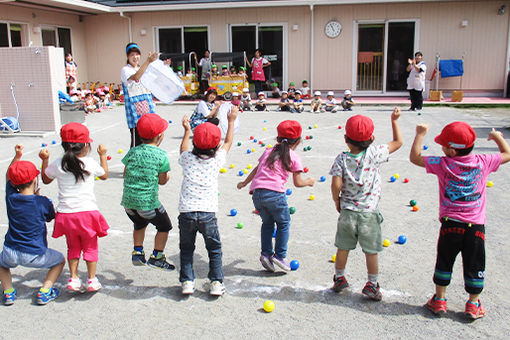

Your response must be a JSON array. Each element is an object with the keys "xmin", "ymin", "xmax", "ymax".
[{"xmin": 121, "ymin": 42, "xmax": 158, "ymax": 148}]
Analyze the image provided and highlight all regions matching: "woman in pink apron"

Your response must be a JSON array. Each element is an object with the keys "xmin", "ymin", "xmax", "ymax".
[{"xmin": 245, "ymin": 49, "xmax": 271, "ymax": 95}]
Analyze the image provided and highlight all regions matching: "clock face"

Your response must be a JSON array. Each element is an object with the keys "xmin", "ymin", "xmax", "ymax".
[{"xmin": 325, "ymin": 21, "xmax": 342, "ymax": 38}]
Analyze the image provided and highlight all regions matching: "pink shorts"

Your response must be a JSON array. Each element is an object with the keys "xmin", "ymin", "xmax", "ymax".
[{"xmin": 53, "ymin": 211, "xmax": 109, "ymax": 262}]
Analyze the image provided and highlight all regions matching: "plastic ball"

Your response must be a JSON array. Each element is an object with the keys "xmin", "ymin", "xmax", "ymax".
[
  {"xmin": 398, "ymin": 235, "xmax": 407, "ymax": 244},
  {"xmin": 236, "ymin": 222, "xmax": 244, "ymax": 229},
  {"xmin": 286, "ymin": 188, "xmax": 292, "ymax": 196},
  {"xmin": 409, "ymin": 200, "xmax": 417, "ymax": 206},
  {"xmin": 412, "ymin": 205, "xmax": 419, "ymax": 212},
  {"xmin": 168, "ymin": 120, "xmax": 172, "ymax": 124},
  {"xmin": 390, "ymin": 176, "xmax": 396, "ymax": 182},
  {"xmin": 261, "ymin": 143, "xmax": 266, "ymax": 147},
  {"xmin": 307, "ymin": 146, "xmax": 311, "ymax": 151},
  {"xmin": 253, "ymin": 139, "xmax": 258, "ymax": 143},
  {"xmin": 259, "ymin": 141, "xmax": 263, "ymax": 145},
  {"xmin": 94, "ymin": 176, "xmax": 99, "ymax": 181},
  {"xmin": 250, "ymin": 136, "xmax": 254, "ymax": 140},
  {"xmin": 309, "ymin": 135, "xmax": 313, "ymax": 139},
  {"xmin": 267, "ymin": 144, "xmax": 272, "ymax": 148},
  {"xmin": 263, "ymin": 127, "xmax": 267, "ymax": 131},
  {"xmin": 417, "ymin": 112, "xmax": 422, "ymax": 116},
  {"xmin": 263, "ymin": 300, "xmax": 275, "ymax": 313},
  {"xmin": 238, "ymin": 170, "xmax": 244, "ymax": 176},
  {"xmin": 303, "ymin": 167, "xmax": 309, "ymax": 173},
  {"xmin": 423, "ymin": 145, "xmax": 429, "ymax": 150},
  {"xmin": 41, "ymin": 143, "xmax": 47, "ymax": 147},
  {"xmin": 254, "ymin": 209, "xmax": 259, "ymax": 214},
  {"xmin": 118, "ymin": 149, "xmax": 123, "ymax": 154},
  {"xmin": 230, "ymin": 209, "xmax": 237, "ymax": 216},
  {"xmin": 289, "ymin": 207, "xmax": 296, "ymax": 214},
  {"xmin": 251, "ymin": 149, "xmax": 255, "ymax": 153},
  {"xmin": 107, "ymin": 156, "xmax": 112, "ymax": 161},
  {"xmin": 303, "ymin": 147, "xmax": 307, "ymax": 152},
  {"xmin": 382, "ymin": 239, "xmax": 391, "ymax": 247},
  {"xmin": 308, "ymin": 126, "xmax": 312, "ymax": 129},
  {"xmin": 230, "ymin": 164, "xmax": 235, "ymax": 169},
  {"xmin": 247, "ymin": 164, "xmax": 253, "ymax": 169},
  {"xmin": 313, "ymin": 124, "xmax": 318, "ymax": 128},
  {"xmin": 51, "ymin": 140, "xmax": 56, "ymax": 144},
  {"xmin": 393, "ymin": 173, "xmax": 400, "ymax": 179},
  {"xmin": 320, "ymin": 176, "xmax": 326, "ymax": 182},
  {"xmin": 338, "ymin": 125, "xmax": 342, "ymax": 129},
  {"xmin": 331, "ymin": 254, "xmax": 336, "ymax": 263},
  {"xmin": 243, "ymin": 169, "xmax": 248, "ymax": 174},
  {"xmin": 309, "ymin": 194, "xmax": 315, "ymax": 201},
  {"xmin": 237, "ymin": 142, "xmax": 242, "ymax": 146},
  {"xmin": 264, "ymin": 120, "xmax": 267, "ymax": 123},
  {"xmin": 220, "ymin": 168, "xmax": 227, "ymax": 173},
  {"xmin": 290, "ymin": 260, "xmax": 300, "ymax": 271},
  {"xmin": 487, "ymin": 181, "xmax": 494, "ymax": 187},
  {"xmin": 305, "ymin": 136, "xmax": 310, "ymax": 140},
  {"xmin": 404, "ymin": 178, "xmax": 409, "ymax": 183},
  {"xmin": 246, "ymin": 149, "xmax": 252, "ymax": 154}
]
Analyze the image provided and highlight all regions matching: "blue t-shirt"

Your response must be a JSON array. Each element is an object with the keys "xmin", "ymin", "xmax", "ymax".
[{"xmin": 4, "ymin": 182, "xmax": 55, "ymax": 255}]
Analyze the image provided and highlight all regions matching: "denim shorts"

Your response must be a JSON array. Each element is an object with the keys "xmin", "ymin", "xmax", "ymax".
[
  {"xmin": 335, "ymin": 209, "xmax": 384, "ymax": 254},
  {"xmin": 0, "ymin": 246, "xmax": 64, "ymax": 269}
]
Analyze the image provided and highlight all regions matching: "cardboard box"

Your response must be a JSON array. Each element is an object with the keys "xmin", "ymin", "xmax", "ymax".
[
  {"xmin": 429, "ymin": 90, "xmax": 442, "ymax": 101},
  {"xmin": 451, "ymin": 90, "xmax": 464, "ymax": 102}
]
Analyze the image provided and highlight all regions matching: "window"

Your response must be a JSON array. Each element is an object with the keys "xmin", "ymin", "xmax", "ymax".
[
  {"xmin": 157, "ymin": 26, "xmax": 208, "ymax": 54},
  {"xmin": 0, "ymin": 22, "xmax": 27, "ymax": 47},
  {"xmin": 41, "ymin": 26, "xmax": 72, "ymax": 55}
]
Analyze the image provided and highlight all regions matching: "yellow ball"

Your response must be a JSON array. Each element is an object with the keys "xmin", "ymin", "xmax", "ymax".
[
  {"xmin": 382, "ymin": 239, "xmax": 391, "ymax": 247},
  {"xmin": 251, "ymin": 149, "xmax": 255, "ymax": 153},
  {"xmin": 267, "ymin": 144, "xmax": 272, "ymax": 148},
  {"xmin": 95, "ymin": 176, "xmax": 99, "ymax": 181},
  {"xmin": 393, "ymin": 173, "xmax": 400, "ymax": 179},
  {"xmin": 263, "ymin": 127, "xmax": 267, "ymax": 131},
  {"xmin": 314, "ymin": 124, "xmax": 318, "ymax": 128},
  {"xmin": 263, "ymin": 300, "xmax": 275, "ymax": 313},
  {"xmin": 118, "ymin": 149, "xmax": 123, "ymax": 154},
  {"xmin": 487, "ymin": 180, "xmax": 494, "ymax": 187},
  {"xmin": 230, "ymin": 164, "xmax": 235, "ymax": 169},
  {"xmin": 331, "ymin": 254, "xmax": 336, "ymax": 263},
  {"xmin": 219, "ymin": 168, "xmax": 227, "ymax": 173},
  {"xmin": 247, "ymin": 164, "xmax": 253, "ymax": 169},
  {"xmin": 243, "ymin": 169, "xmax": 248, "ymax": 174},
  {"xmin": 309, "ymin": 194, "xmax": 315, "ymax": 201}
]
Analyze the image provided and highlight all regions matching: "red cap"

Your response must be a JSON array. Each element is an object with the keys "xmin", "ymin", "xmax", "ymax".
[
  {"xmin": 8, "ymin": 161, "xmax": 40, "ymax": 186},
  {"xmin": 137, "ymin": 114, "xmax": 169, "ymax": 139},
  {"xmin": 60, "ymin": 122, "xmax": 93, "ymax": 143},
  {"xmin": 434, "ymin": 121, "xmax": 476, "ymax": 149},
  {"xmin": 193, "ymin": 122, "xmax": 221, "ymax": 149},
  {"xmin": 277, "ymin": 120, "xmax": 302, "ymax": 139},
  {"xmin": 345, "ymin": 115, "xmax": 374, "ymax": 142}
]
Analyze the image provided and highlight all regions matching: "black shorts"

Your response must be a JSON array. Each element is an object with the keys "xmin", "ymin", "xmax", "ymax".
[
  {"xmin": 433, "ymin": 217, "xmax": 485, "ymax": 294},
  {"xmin": 125, "ymin": 205, "xmax": 172, "ymax": 232}
]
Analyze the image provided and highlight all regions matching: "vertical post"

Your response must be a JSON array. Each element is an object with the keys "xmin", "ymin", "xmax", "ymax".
[{"xmin": 309, "ymin": 4, "xmax": 314, "ymax": 91}]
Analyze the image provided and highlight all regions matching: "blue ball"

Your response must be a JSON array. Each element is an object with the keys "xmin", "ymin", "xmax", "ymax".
[
  {"xmin": 238, "ymin": 170, "xmax": 244, "ymax": 176},
  {"xmin": 230, "ymin": 209, "xmax": 237, "ymax": 216},
  {"xmin": 41, "ymin": 143, "xmax": 47, "ymax": 147},
  {"xmin": 272, "ymin": 228, "xmax": 277, "ymax": 238},
  {"xmin": 286, "ymin": 188, "xmax": 292, "ymax": 196},
  {"xmin": 390, "ymin": 176, "xmax": 396, "ymax": 182},
  {"xmin": 168, "ymin": 120, "xmax": 172, "ymax": 124},
  {"xmin": 253, "ymin": 139, "xmax": 258, "ymax": 143},
  {"xmin": 320, "ymin": 176, "xmax": 326, "ymax": 182},
  {"xmin": 52, "ymin": 140, "xmax": 56, "ymax": 144},
  {"xmin": 398, "ymin": 235, "xmax": 407, "ymax": 244},
  {"xmin": 423, "ymin": 145, "xmax": 429, "ymax": 150},
  {"xmin": 290, "ymin": 260, "xmax": 300, "ymax": 271},
  {"xmin": 247, "ymin": 149, "xmax": 252, "ymax": 154},
  {"xmin": 264, "ymin": 120, "xmax": 267, "ymax": 123}
]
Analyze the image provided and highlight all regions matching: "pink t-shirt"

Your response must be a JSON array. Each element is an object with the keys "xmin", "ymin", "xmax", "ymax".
[
  {"xmin": 424, "ymin": 153, "xmax": 502, "ymax": 224},
  {"xmin": 250, "ymin": 148, "xmax": 303, "ymax": 193}
]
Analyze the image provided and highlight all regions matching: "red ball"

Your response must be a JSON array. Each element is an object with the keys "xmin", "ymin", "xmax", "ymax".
[
  {"xmin": 254, "ymin": 209, "xmax": 259, "ymax": 214},
  {"xmin": 303, "ymin": 167, "xmax": 309, "ymax": 173},
  {"xmin": 259, "ymin": 141, "xmax": 263, "ymax": 144},
  {"xmin": 404, "ymin": 178, "xmax": 409, "ymax": 183},
  {"xmin": 305, "ymin": 136, "xmax": 310, "ymax": 140},
  {"xmin": 250, "ymin": 136, "xmax": 254, "ymax": 140},
  {"xmin": 338, "ymin": 126, "xmax": 342, "ymax": 129},
  {"xmin": 107, "ymin": 156, "xmax": 112, "ymax": 161}
]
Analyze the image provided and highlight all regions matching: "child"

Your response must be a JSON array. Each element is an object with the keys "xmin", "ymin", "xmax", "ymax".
[
  {"xmin": 241, "ymin": 88, "xmax": 252, "ymax": 111},
  {"xmin": 287, "ymin": 82, "xmax": 296, "ymax": 99},
  {"xmin": 211, "ymin": 64, "xmax": 219, "ymax": 77},
  {"xmin": 255, "ymin": 92, "xmax": 268, "ymax": 111},
  {"xmin": 121, "ymin": 114, "xmax": 175, "ymax": 271},
  {"xmin": 300, "ymin": 80, "xmax": 311, "ymax": 99},
  {"xmin": 278, "ymin": 91, "xmax": 291, "ymax": 112},
  {"xmin": 230, "ymin": 65, "xmax": 237, "ymax": 76},
  {"xmin": 178, "ymin": 107, "xmax": 239, "ymax": 295},
  {"xmin": 310, "ymin": 91, "xmax": 323, "ymax": 113},
  {"xmin": 84, "ymin": 93, "xmax": 98, "ymax": 114},
  {"xmin": 342, "ymin": 90, "xmax": 355, "ymax": 111},
  {"xmin": 325, "ymin": 91, "xmax": 338, "ymax": 113},
  {"xmin": 41, "ymin": 123, "xmax": 109, "ymax": 293},
  {"xmin": 330, "ymin": 109, "xmax": 403, "ymax": 301},
  {"xmin": 177, "ymin": 65, "xmax": 183, "ymax": 77},
  {"xmin": 238, "ymin": 66, "xmax": 247, "ymax": 78},
  {"xmin": 291, "ymin": 91, "xmax": 304, "ymax": 113},
  {"xmin": 221, "ymin": 65, "xmax": 230, "ymax": 76},
  {"xmin": 238, "ymin": 120, "xmax": 314, "ymax": 271},
  {"xmin": 271, "ymin": 83, "xmax": 281, "ymax": 98},
  {"xmin": 231, "ymin": 92, "xmax": 241, "ymax": 109},
  {"xmin": 0, "ymin": 145, "xmax": 65, "ymax": 305},
  {"xmin": 186, "ymin": 68, "xmax": 194, "ymax": 78},
  {"xmin": 410, "ymin": 122, "xmax": 510, "ymax": 319}
]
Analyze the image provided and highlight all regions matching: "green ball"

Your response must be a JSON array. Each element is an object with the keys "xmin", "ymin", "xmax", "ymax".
[
  {"xmin": 308, "ymin": 126, "xmax": 312, "ymax": 129},
  {"xmin": 289, "ymin": 207, "xmax": 296, "ymax": 214},
  {"xmin": 303, "ymin": 147, "xmax": 307, "ymax": 151},
  {"xmin": 261, "ymin": 143, "xmax": 266, "ymax": 147},
  {"xmin": 417, "ymin": 112, "xmax": 422, "ymax": 116},
  {"xmin": 237, "ymin": 142, "xmax": 242, "ymax": 146},
  {"xmin": 410, "ymin": 200, "xmax": 417, "ymax": 206},
  {"xmin": 307, "ymin": 146, "xmax": 312, "ymax": 150},
  {"xmin": 309, "ymin": 135, "xmax": 313, "ymax": 139},
  {"xmin": 237, "ymin": 222, "xmax": 244, "ymax": 229}
]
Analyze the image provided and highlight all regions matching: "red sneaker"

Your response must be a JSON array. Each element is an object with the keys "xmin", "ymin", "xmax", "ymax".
[
  {"xmin": 465, "ymin": 300, "xmax": 486, "ymax": 319},
  {"xmin": 426, "ymin": 294, "xmax": 447, "ymax": 315},
  {"xmin": 332, "ymin": 275, "xmax": 349, "ymax": 292},
  {"xmin": 362, "ymin": 281, "xmax": 382, "ymax": 301}
]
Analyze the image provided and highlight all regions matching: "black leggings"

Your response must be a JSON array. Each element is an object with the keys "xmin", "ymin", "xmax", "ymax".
[
  {"xmin": 409, "ymin": 89, "xmax": 423, "ymax": 110},
  {"xmin": 433, "ymin": 218, "xmax": 485, "ymax": 294}
]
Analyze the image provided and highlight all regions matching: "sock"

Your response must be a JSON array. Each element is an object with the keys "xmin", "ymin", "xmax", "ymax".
[
  {"xmin": 467, "ymin": 300, "xmax": 479, "ymax": 306},
  {"xmin": 335, "ymin": 268, "xmax": 345, "ymax": 278},
  {"xmin": 4, "ymin": 288, "xmax": 14, "ymax": 294},
  {"xmin": 368, "ymin": 273, "xmax": 378, "ymax": 284},
  {"xmin": 134, "ymin": 246, "xmax": 143, "ymax": 253},
  {"xmin": 39, "ymin": 287, "xmax": 50, "ymax": 293},
  {"xmin": 153, "ymin": 249, "xmax": 163, "ymax": 258},
  {"xmin": 434, "ymin": 296, "xmax": 446, "ymax": 301}
]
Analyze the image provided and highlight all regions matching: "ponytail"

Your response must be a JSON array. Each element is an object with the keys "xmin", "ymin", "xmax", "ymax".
[
  {"xmin": 265, "ymin": 136, "xmax": 300, "ymax": 172},
  {"xmin": 61, "ymin": 142, "xmax": 90, "ymax": 182}
]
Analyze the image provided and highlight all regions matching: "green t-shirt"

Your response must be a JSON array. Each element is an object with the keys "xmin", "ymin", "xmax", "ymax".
[{"xmin": 121, "ymin": 144, "xmax": 170, "ymax": 210}]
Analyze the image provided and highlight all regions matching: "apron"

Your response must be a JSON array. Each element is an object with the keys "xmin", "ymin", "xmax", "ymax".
[{"xmin": 252, "ymin": 58, "xmax": 265, "ymax": 81}]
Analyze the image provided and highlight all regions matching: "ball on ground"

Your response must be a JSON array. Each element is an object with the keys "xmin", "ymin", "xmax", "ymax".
[
  {"xmin": 309, "ymin": 194, "xmax": 315, "ymax": 201},
  {"xmin": 236, "ymin": 222, "xmax": 244, "ymax": 229},
  {"xmin": 412, "ymin": 205, "xmax": 419, "ymax": 212},
  {"xmin": 286, "ymin": 188, "xmax": 292, "ymax": 196},
  {"xmin": 290, "ymin": 260, "xmax": 300, "ymax": 271},
  {"xmin": 263, "ymin": 300, "xmax": 275, "ymax": 313},
  {"xmin": 382, "ymin": 239, "xmax": 391, "ymax": 247},
  {"xmin": 390, "ymin": 176, "xmax": 396, "ymax": 182},
  {"xmin": 289, "ymin": 207, "xmax": 296, "ymax": 214},
  {"xmin": 320, "ymin": 176, "xmax": 326, "ymax": 182},
  {"xmin": 398, "ymin": 235, "xmax": 407, "ymax": 244},
  {"xmin": 487, "ymin": 180, "xmax": 494, "ymax": 187},
  {"xmin": 331, "ymin": 254, "xmax": 336, "ymax": 263},
  {"xmin": 230, "ymin": 209, "xmax": 237, "ymax": 216},
  {"xmin": 409, "ymin": 200, "xmax": 417, "ymax": 206}
]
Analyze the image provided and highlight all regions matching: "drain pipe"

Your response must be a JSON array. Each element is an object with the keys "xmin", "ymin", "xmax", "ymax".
[
  {"xmin": 120, "ymin": 11, "xmax": 133, "ymax": 42},
  {"xmin": 504, "ymin": 10, "xmax": 510, "ymax": 97},
  {"xmin": 310, "ymin": 4, "xmax": 314, "ymax": 92}
]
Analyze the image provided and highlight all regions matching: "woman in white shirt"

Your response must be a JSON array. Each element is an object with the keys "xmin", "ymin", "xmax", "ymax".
[{"xmin": 406, "ymin": 51, "xmax": 427, "ymax": 111}]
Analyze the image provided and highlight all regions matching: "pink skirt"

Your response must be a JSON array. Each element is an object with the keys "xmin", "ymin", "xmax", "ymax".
[{"xmin": 53, "ymin": 211, "xmax": 109, "ymax": 239}]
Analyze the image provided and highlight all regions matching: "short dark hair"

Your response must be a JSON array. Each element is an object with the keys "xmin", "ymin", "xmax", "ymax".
[
  {"xmin": 346, "ymin": 136, "xmax": 373, "ymax": 150},
  {"xmin": 192, "ymin": 144, "xmax": 219, "ymax": 158},
  {"xmin": 454, "ymin": 145, "xmax": 473, "ymax": 156},
  {"xmin": 13, "ymin": 180, "xmax": 34, "ymax": 192},
  {"xmin": 415, "ymin": 51, "xmax": 423, "ymax": 57},
  {"xmin": 140, "ymin": 136, "xmax": 160, "ymax": 144}
]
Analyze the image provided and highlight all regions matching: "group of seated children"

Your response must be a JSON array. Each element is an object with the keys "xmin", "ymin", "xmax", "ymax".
[
  {"xmin": 209, "ymin": 65, "xmax": 247, "ymax": 80},
  {"xmin": 68, "ymin": 86, "xmax": 113, "ymax": 114},
  {"xmin": 272, "ymin": 80, "xmax": 311, "ymax": 99},
  {"xmin": 231, "ymin": 89, "xmax": 268, "ymax": 112}
]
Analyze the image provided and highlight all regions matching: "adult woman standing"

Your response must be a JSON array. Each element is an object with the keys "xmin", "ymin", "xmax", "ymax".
[
  {"xmin": 406, "ymin": 51, "xmax": 427, "ymax": 111},
  {"xmin": 198, "ymin": 50, "xmax": 212, "ymax": 93},
  {"xmin": 245, "ymin": 49, "xmax": 271, "ymax": 95},
  {"xmin": 121, "ymin": 42, "xmax": 159, "ymax": 148},
  {"xmin": 65, "ymin": 53, "xmax": 78, "ymax": 93},
  {"xmin": 189, "ymin": 87, "xmax": 221, "ymax": 130}
]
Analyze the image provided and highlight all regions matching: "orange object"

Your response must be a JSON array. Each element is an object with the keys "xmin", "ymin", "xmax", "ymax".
[{"xmin": 412, "ymin": 206, "xmax": 419, "ymax": 212}]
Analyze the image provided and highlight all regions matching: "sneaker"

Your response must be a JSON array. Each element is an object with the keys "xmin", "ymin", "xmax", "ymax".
[
  {"xmin": 426, "ymin": 294, "xmax": 447, "ymax": 315},
  {"xmin": 209, "ymin": 281, "xmax": 225, "ymax": 296},
  {"xmin": 465, "ymin": 299, "xmax": 486, "ymax": 319},
  {"xmin": 147, "ymin": 254, "xmax": 176, "ymax": 271},
  {"xmin": 36, "ymin": 287, "xmax": 60, "ymax": 305},
  {"xmin": 86, "ymin": 277, "xmax": 102, "ymax": 292},
  {"xmin": 3, "ymin": 289, "xmax": 17, "ymax": 305},
  {"xmin": 271, "ymin": 254, "xmax": 291, "ymax": 271},
  {"xmin": 332, "ymin": 109, "xmax": 337, "ymax": 113},
  {"xmin": 131, "ymin": 250, "xmax": 147, "ymax": 266},
  {"xmin": 332, "ymin": 275, "xmax": 349, "ymax": 292},
  {"xmin": 362, "ymin": 281, "xmax": 382, "ymax": 301},
  {"xmin": 259, "ymin": 254, "xmax": 275, "ymax": 272},
  {"xmin": 181, "ymin": 281, "xmax": 195, "ymax": 295},
  {"xmin": 66, "ymin": 278, "xmax": 84, "ymax": 293}
]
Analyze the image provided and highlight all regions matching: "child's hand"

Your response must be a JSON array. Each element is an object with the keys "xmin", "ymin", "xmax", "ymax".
[
  {"xmin": 391, "ymin": 107, "xmax": 401, "ymax": 120},
  {"xmin": 97, "ymin": 144, "xmax": 107, "ymax": 156},
  {"xmin": 237, "ymin": 181, "xmax": 246, "ymax": 189},
  {"xmin": 147, "ymin": 52, "xmax": 159, "ymax": 63},
  {"xmin": 15, "ymin": 144, "xmax": 23, "ymax": 157},
  {"xmin": 39, "ymin": 148, "xmax": 49, "ymax": 160},
  {"xmin": 182, "ymin": 115, "xmax": 191, "ymax": 130},
  {"xmin": 488, "ymin": 128, "xmax": 503, "ymax": 141},
  {"xmin": 416, "ymin": 124, "xmax": 429, "ymax": 136},
  {"xmin": 307, "ymin": 177, "xmax": 315, "ymax": 186},
  {"xmin": 408, "ymin": 58, "xmax": 414, "ymax": 64},
  {"xmin": 228, "ymin": 106, "xmax": 239, "ymax": 122}
]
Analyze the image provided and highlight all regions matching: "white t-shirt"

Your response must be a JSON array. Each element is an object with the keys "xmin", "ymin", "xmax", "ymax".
[
  {"xmin": 45, "ymin": 156, "xmax": 105, "ymax": 213},
  {"xmin": 197, "ymin": 100, "xmax": 212, "ymax": 116},
  {"xmin": 326, "ymin": 98, "xmax": 337, "ymax": 105},
  {"xmin": 241, "ymin": 94, "xmax": 251, "ymax": 101},
  {"xmin": 121, "ymin": 64, "xmax": 150, "ymax": 97},
  {"xmin": 178, "ymin": 149, "xmax": 227, "ymax": 213},
  {"xmin": 300, "ymin": 87, "xmax": 310, "ymax": 96},
  {"xmin": 407, "ymin": 61, "xmax": 427, "ymax": 91},
  {"xmin": 251, "ymin": 57, "xmax": 269, "ymax": 65}
]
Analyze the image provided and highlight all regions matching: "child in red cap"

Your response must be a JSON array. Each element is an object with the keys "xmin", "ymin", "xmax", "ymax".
[
  {"xmin": 178, "ymin": 106, "xmax": 239, "ymax": 296},
  {"xmin": 238, "ymin": 120, "xmax": 315, "ymax": 272},
  {"xmin": 329, "ymin": 109, "xmax": 403, "ymax": 301},
  {"xmin": 0, "ymin": 145, "xmax": 65, "ymax": 305},
  {"xmin": 121, "ymin": 114, "xmax": 175, "ymax": 272},
  {"xmin": 410, "ymin": 122, "xmax": 510, "ymax": 319},
  {"xmin": 41, "ymin": 122, "xmax": 110, "ymax": 293}
]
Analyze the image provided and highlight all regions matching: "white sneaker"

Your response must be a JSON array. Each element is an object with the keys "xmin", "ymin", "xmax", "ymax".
[
  {"xmin": 181, "ymin": 281, "xmax": 195, "ymax": 295},
  {"xmin": 66, "ymin": 278, "xmax": 84, "ymax": 293},
  {"xmin": 86, "ymin": 277, "xmax": 102, "ymax": 292},
  {"xmin": 209, "ymin": 281, "xmax": 225, "ymax": 296}
]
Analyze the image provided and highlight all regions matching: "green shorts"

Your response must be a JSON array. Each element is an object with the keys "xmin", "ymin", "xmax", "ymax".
[{"xmin": 335, "ymin": 209, "xmax": 384, "ymax": 254}]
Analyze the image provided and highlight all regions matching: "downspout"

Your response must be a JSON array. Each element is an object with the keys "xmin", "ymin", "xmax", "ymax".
[
  {"xmin": 504, "ymin": 10, "xmax": 510, "ymax": 97},
  {"xmin": 310, "ymin": 4, "xmax": 314, "ymax": 92},
  {"xmin": 120, "ymin": 11, "xmax": 133, "ymax": 42}
]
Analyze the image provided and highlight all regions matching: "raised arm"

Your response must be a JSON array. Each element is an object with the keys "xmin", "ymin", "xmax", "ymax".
[
  {"xmin": 245, "ymin": 55, "xmax": 252, "ymax": 68},
  {"xmin": 97, "ymin": 144, "xmax": 109, "ymax": 180},
  {"xmin": 488, "ymin": 128, "xmax": 510, "ymax": 164},
  {"xmin": 181, "ymin": 115, "xmax": 191, "ymax": 154},
  {"xmin": 39, "ymin": 148, "xmax": 53, "ymax": 184},
  {"xmin": 128, "ymin": 52, "xmax": 159, "ymax": 82},
  {"xmin": 221, "ymin": 106, "xmax": 239, "ymax": 152},
  {"xmin": 331, "ymin": 176, "xmax": 343, "ymax": 213},
  {"xmin": 410, "ymin": 124, "xmax": 429, "ymax": 167},
  {"xmin": 7, "ymin": 144, "xmax": 23, "ymax": 182},
  {"xmin": 388, "ymin": 107, "xmax": 403, "ymax": 154}
]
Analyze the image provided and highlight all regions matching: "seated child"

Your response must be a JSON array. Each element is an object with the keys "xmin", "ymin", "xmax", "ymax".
[
  {"xmin": 0, "ymin": 145, "xmax": 65, "ymax": 305},
  {"xmin": 300, "ymin": 80, "xmax": 311, "ymax": 99},
  {"xmin": 211, "ymin": 64, "xmax": 219, "ymax": 77},
  {"xmin": 221, "ymin": 65, "xmax": 230, "ymax": 76},
  {"xmin": 278, "ymin": 91, "xmax": 291, "ymax": 111},
  {"xmin": 291, "ymin": 91, "xmax": 304, "ymax": 113},
  {"xmin": 287, "ymin": 82, "xmax": 297, "ymax": 99},
  {"xmin": 238, "ymin": 67, "xmax": 247, "ymax": 78},
  {"xmin": 84, "ymin": 93, "xmax": 98, "ymax": 114},
  {"xmin": 230, "ymin": 65, "xmax": 237, "ymax": 76},
  {"xmin": 342, "ymin": 90, "xmax": 355, "ymax": 111},
  {"xmin": 325, "ymin": 91, "xmax": 338, "ymax": 113},
  {"xmin": 271, "ymin": 83, "xmax": 281, "ymax": 98},
  {"xmin": 310, "ymin": 91, "xmax": 323, "ymax": 113},
  {"xmin": 177, "ymin": 66, "xmax": 184, "ymax": 77},
  {"xmin": 231, "ymin": 92, "xmax": 241, "ymax": 109},
  {"xmin": 186, "ymin": 68, "xmax": 193, "ymax": 78},
  {"xmin": 255, "ymin": 92, "xmax": 268, "ymax": 111},
  {"xmin": 241, "ymin": 88, "xmax": 252, "ymax": 111}
]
